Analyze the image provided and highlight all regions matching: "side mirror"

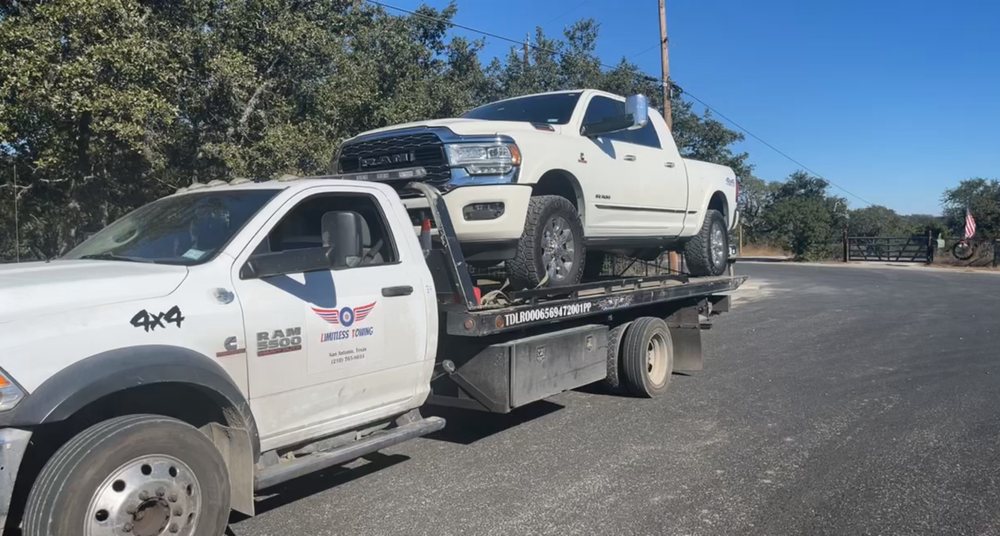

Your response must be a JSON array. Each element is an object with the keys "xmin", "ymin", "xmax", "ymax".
[
  {"xmin": 624, "ymin": 94, "xmax": 649, "ymax": 131},
  {"xmin": 581, "ymin": 94, "xmax": 650, "ymax": 137},
  {"xmin": 323, "ymin": 211, "xmax": 364, "ymax": 268}
]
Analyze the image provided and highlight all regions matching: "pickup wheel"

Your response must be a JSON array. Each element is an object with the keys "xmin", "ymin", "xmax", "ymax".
[
  {"xmin": 23, "ymin": 414, "xmax": 230, "ymax": 536},
  {"xmin": 508, "ymin": 195, "xmax": 586, "ymax": 288},
  {"xmin": 620, "ymin": 317, "xmax": 674, "ymax": 397},
  {"xmin": 684, "ymin": 209, "xmax": 729, "ymax": 277}
]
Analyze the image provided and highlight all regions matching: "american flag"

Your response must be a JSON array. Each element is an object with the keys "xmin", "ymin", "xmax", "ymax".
[{"xmin": 964, "ymin": 208, "xmax": 977, "ymax": 239}]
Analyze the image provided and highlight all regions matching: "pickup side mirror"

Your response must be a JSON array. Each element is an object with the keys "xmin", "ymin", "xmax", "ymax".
[{"xmin": 580, "ymin": 94, "xmax": 650, "ymax": 138}]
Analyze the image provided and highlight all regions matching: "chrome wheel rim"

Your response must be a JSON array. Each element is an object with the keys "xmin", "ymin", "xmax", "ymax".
[
  {"xmin": 710, "ymin": 222, "xmax": 726, "ymax": 267},
  {"xmin": 85, "ymin": 455, "xmax": 201, "ymax": 536},
  {"xmin": 541, "ymin": 215, "xmax": 576, "ymax": 283},
  {"xmin": 646, "ymin": 332, "xmax": 669, "ymax": 386}
]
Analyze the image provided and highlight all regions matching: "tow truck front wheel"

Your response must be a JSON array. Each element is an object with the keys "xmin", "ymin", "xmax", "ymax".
[{"xmin": 24, "ymin": 414, "xmax": 230, "ymax": 536}]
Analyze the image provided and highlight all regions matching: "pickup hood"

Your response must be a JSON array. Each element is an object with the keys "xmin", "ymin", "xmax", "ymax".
[
  {"xmin": 350, "ymin": 118, "xmax": 560, "ymax": 141},
  {"xmin": 0, "ymin": 260, "xmax": 188, "ymax": 323}
]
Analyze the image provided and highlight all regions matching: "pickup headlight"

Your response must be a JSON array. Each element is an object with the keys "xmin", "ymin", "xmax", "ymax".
[
  {"xmin": 0, "ymin": 369, "xmax": 24, "ymax": 411},
  {"xmin": 445, "ymin": 143, "xmax": 521, "ymax": 175}
]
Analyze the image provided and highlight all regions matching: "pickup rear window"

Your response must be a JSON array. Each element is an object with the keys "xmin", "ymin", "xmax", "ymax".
[{"xmin": 462, "ymin": 93, "xmax": 581, "ymax": 124}]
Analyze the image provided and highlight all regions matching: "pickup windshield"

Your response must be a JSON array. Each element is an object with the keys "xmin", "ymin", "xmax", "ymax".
[
  {"xmin": 462, "ymin": 92, "xmax": 581, "ymax": 124},
  {"xmin": 64, "ymin": 189, "xmax": 280, "ymax": 266}
]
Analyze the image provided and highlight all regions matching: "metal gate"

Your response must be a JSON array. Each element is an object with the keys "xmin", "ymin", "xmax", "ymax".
[{"xmin": 845, "ymin": 236, "xmax": 932, "ymax": 263}]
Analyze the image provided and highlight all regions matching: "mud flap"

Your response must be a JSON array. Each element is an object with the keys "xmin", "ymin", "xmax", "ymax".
[{"xmin": 204, "ymin": 422, "xmax": 255, "ymax": 517}]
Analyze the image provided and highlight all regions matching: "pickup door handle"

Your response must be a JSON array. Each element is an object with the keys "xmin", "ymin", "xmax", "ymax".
[
  {"xmin": 382, "ymin": 285, "xmax": 414, "ymax": 297},
  {"xmin": 623, "ymin": 154, "xmax": 637, "ymax": 161},
  {"xmin": 665, "ymin": 161, "xmax": 676, "ymax": 168}
]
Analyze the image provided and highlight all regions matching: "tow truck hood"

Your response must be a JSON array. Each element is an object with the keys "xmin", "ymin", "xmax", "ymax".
[
  {"xmin": 0, "ymin": 260, "xmax": 188, "ymax": 323},
  {"xmin": 350, "ymin": 118, "xmax": 561, "ymax": 140}
]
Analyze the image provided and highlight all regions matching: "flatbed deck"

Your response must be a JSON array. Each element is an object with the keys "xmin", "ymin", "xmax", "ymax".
[{"xmin": 444, "ymin": 274, "xmax": 746, "ymax": 336}]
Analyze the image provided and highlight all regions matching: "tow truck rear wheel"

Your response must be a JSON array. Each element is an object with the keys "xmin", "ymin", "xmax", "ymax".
[
  {"xmin": 24, "ymin": 414, "xmax": 230, "ymax": 536},
  {"xmin": 620, "ymin": 317, "xmax": 674, "ymax": 397}
]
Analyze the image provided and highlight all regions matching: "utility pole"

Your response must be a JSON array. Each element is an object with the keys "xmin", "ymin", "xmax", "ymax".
[
  {"xmin": 659, "ymin": 0, "xmax": 680, "ymax": 272},
  {"xmin": 658, "ymin": 0, "xmax": 672, "ymax": 129},
  {"xmin": 13, "ymin": 163, "xmax": 19, "ymax": 263}
]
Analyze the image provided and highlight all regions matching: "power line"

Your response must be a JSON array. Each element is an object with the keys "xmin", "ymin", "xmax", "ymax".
[
  {"xmin": 679, "ymin": 90, "xmax": 876, "ymax": 206},
  {"xmin": 541, "ymin": 0, "xmax": 590, "ymax": 26},
  {"xmin": 364, "ymin": 0, "xmax": 876, "ymax": 207}
]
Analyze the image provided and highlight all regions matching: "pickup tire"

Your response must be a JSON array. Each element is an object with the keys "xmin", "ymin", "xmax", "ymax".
[
  {"xmin": 684, "ymin": 209, "xmax": 729, "ymax": 277},
  {"xmin": 620, "ymin": 317, "xmax": 674, "ymax": 397},
  {"xmin": 24, "ymin": 414, "xmax": 231, "ymax": 536},
  {"xmin": 603, "ymin": 322, "xmax": 631, "ymax": 392},
  {"xmin": 509, "ymin": 195, "xmax": 586, "ymax": 288}
]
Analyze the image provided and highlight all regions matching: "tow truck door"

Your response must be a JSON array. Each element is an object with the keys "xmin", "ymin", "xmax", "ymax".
[{"xmin": 231, "ymin": 185, "xmax": 427, "ymax": 449}]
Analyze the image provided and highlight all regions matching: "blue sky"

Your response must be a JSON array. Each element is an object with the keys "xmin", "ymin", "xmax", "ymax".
[{"xmin": 384, "ymin": 0, "xmax": 1000, "ymax": 215}]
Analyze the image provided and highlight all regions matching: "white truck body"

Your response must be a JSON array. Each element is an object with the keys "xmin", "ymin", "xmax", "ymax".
[{"xmin": 340, "ymin": 90, "xmax": 739, "ymax": 261}]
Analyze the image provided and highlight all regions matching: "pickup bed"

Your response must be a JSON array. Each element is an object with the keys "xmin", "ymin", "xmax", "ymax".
[{"xmin": 0, "ymin": 174, "xmax": 743, "ymax": 535}]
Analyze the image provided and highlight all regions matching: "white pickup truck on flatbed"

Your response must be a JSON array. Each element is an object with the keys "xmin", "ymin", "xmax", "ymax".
[
  {"xmin": 338, "ymin": 89, "xmax": 739, "ymax": 287},
  {"xmin": 0, "ymin": 176, "xmax": 743, "ymax": 536}
]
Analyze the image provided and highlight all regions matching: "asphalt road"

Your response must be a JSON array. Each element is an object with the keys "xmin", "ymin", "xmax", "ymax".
[{"xmin": 229, "ymin": 263, "xmax": 1000, "ymax": 536}]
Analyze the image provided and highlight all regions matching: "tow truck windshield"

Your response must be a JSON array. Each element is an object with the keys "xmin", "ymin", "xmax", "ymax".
[{"xmin": 64, "ymin": 189, "xmax": 279, "ymax": 265}]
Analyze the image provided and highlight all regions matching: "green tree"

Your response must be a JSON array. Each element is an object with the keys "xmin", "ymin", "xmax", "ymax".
[
  {"xmin": 941, "ymin": 178, "xmax": 1000, "ymax": 239},
  {"xmin": 0, "ymin": 0, "xmax": 481, "ymax": 260},
  {"xmin": 761, "ymin": 171, "xmax": 841, "ymax": 259},
  {"xmin": 848, "ymin": 205, "xmax": 907, "ymax": 237}
]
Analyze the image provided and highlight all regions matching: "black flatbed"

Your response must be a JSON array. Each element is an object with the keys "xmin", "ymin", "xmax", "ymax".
[{"xmin": 443, "ymin": 274, "xmax": 746, "ymax": 336}]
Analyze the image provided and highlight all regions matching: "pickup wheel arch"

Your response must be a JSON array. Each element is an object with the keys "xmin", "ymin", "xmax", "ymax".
[
  {"xmin": 533, "ymin": 169, "xmax": 585, "ymax": 221},
  {"xmin": 707, "ymin": 191, "xmax": 729, "ymax": 224},
  {"xmin": 3, "ymin": 345, "xmax": 259, "ymax": 459}
]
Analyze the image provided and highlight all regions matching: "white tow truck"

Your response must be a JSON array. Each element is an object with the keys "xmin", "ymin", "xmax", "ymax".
[{"xmin": 0, "ymin": 173, "xmax": 743, "ymax": 536}]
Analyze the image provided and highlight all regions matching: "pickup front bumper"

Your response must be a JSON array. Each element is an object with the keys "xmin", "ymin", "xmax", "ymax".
[{"xmin": 0, "ymin": 428, "xmax": 31, "ymax": 534}]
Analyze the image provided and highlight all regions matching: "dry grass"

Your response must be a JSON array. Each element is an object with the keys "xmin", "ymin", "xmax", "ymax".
[{"xmin": 737, "ymin": 244, "xmax": 790, "ymax": 257}]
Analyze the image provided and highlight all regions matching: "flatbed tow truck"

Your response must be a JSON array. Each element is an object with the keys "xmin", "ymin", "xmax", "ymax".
[{"xmin": 0, "ymin": 171, "xmax": 744, "ymax": 535}]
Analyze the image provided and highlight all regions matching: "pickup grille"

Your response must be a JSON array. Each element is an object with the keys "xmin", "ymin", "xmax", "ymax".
[{"xmin": 339, "ymin": 133, "xmax": 450, "ymax": 186}]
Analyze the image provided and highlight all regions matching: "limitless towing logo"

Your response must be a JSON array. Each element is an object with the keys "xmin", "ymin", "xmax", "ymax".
[{"xmin": 312, "ymin": 302, "xmax": 376, "ymax": 327}]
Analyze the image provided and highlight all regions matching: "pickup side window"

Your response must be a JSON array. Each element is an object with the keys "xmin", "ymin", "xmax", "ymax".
[
  {"xmin": 253, "ymin": 193, "xmax": 398, "ymax": 269},
  {"xmin": 582, "ymin": 96, "xmax": 662, "ymax": 149}
]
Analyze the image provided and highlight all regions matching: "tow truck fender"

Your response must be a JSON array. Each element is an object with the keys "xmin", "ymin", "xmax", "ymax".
[{"xmin": 0, "ymin": 345, "xmax": 259, "ymax": 515}]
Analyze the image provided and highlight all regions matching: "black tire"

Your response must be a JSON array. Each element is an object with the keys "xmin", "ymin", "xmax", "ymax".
[
  {"xmin": 24, "ymin": 414, "xmax": 231, "ymax": 536},
  {"xmin": 603, "ymin": 322, "xmax": 631, "ymax": 392},
  {"xmin": 620, "ymin": 317, "xmax": 674, "ymax": 398},
  {"xmin": 684, "ymin": 209, "xmax": 729, "ymax": 277},
  {"xmin": 952, "ymin": 241, "xmax": 976, "ymax": 260},
  {"xmin": 508, "ymin": 195, "xmax": 586, "ymax": 288}
]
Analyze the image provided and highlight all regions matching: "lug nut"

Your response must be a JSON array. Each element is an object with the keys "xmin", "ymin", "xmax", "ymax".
[
  {"xmin": 169, "ymin": 523, "xmax": 180, "ymax": 533},
  {"xmin": 126, "ymin": 504, "xmax": 138, "ymax": 515},
  {"xmin": 123, "ymin": 522, "xmax": 133, "ymax": 533},
  {"xmin": 138, "ymin": 491, "xmax": 149, "ymax": 501},
  {"xmin": 173, "ymin": 507, "xmax": 183, "ymax": 516},
  {"xmin": 156, "ymin": 487, "xmax": 166, "ymax": 498},
  {"xmin": 168, "ymin": 493, "xmax": 178, "ymax": 503}
]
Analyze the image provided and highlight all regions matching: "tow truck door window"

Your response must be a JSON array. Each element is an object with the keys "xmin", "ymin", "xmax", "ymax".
[{"xmin": 232, "ymin": 190, "xmax": 425, "ymax": 447}]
